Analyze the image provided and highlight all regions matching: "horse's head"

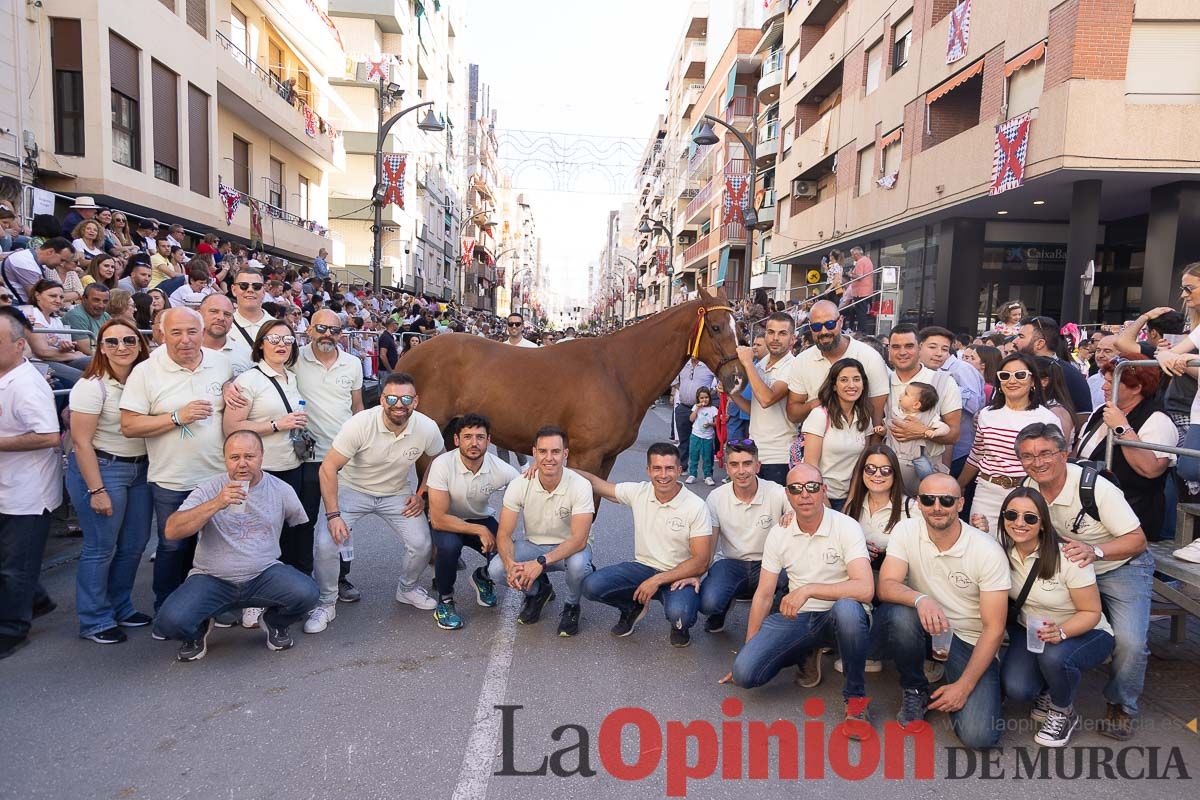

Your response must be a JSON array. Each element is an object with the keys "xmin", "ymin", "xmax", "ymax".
[{"xmin": 693, "ymin": 286, "xmax": 745, "ymax": 394}]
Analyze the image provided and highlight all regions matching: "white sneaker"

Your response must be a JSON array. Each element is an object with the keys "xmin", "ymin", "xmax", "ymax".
[
  {"xmin": 685, "ymin": 475, "xmax": 696, "ymax": 484},
  {"xmin": 1173, "ymin": 539, "xmax": 1200, "ymax": 564},
  {"xmin": 241, "ymin": 607, "xmax": 264, "ymax": 629},
  {"xmin": 834, "ymin": 658, "xmax": 883, "ymax": 673},
  {"xmin": 303, "ymin": 605, "xmax": 336, "ymax": 634},
  {"xmin": 704, "ymin": 477, "xmax": 715, "ymax": 486},
  {"xmin": 396, "ymin": 585, "xmax": 437, "ymax": 610}
]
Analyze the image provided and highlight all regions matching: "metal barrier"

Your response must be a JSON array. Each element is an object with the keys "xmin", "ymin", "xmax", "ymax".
[{"xmin": 1105, "ymin": 358, "xmax": 1200, "ymax": 464}]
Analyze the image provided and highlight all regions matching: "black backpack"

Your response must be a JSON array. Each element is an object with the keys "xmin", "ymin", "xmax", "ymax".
[{"xmin": 1066, "ymin": 460, "xmax": 1110, "ymax": 534}]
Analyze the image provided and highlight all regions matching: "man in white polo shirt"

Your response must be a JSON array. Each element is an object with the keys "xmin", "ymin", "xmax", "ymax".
[
  {"xmin": 306, "ymin": 371, "xmax": 443, "ymax": 633},
  {"xmin": 885, "ymin": 324, "xmax": 963, "ymax": 493},
  {"xmin": 199, "ymin": 294, "xmax": 252, "ymax": 377},
  {"xmin": 120, "ymin": 307, "xmax": 231, "ymax": 612},
  {"xmin": 695, "ymin": 440, "xmax": 789, "ymax": 634},
  {"xmin": 0, "ymin": 309, "xmax": 62, "ymax": 660},
  {"xmin": 0, "ymin": 238, "xmax": 74, "ymax": 305},
  {"xmin": 722, "ymin": 464, "xmax": 873, "ymax": 728},
  {"xmin": 427, "ymin": 413, "xmax": 520, "ymax": 631},
  {"xmin": 229, "ymin": 267, "xmax": 274, "ymax": 349},
  {"xmin": 785, "ymin": 300, "xmax": 888, "ymax": 428},
  {"xmin": 730, "ymin": 312, "xmax": 797, "ymax": 486},
  {"xmin": 579, "ymin": 442, "xmax": 713, "ymax": 647},
  {"xmin": 489, "ymin": 426, "xmax": 594, "ymax": 637},
  {"xmin": 877, "ymin": 473, "xmax": 1010, "ymax": 749}
]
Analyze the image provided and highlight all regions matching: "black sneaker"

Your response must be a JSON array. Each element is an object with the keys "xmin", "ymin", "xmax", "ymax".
[
  {"xmin": 338, "ymin": 578, "xmax": 362, "ymax": 603},
  {"xmin": 670, "ymin": 624, "xmax": 691, "ymax": 648},
  {"xmin": 118, "ymin": 612, "xmax": 153, "ymax": 628},
  {"xmin": 517, "ymin": 579, "xmax": 555, "ymax": 625},
  {"xmin": 1035, "ymin": 708, "xmax": 1080, "ymax": 748},
  {"xmin": 84, "ymin": 627, "xmax": 128, "ymax": 644},
  {"xmin": 177, "ymin": 619, "xmax": 213, "ymax": 662},
  {"xmin": 898, "ymin": 688, "xmax": 930, "ymax": 728},
  {"xmin": 610, "ymin": 603, "xmax": 648, "ymax": 637},
  {"xmin": 32, "ymin": 598, "xmax": 57, "ymax": 618},
  {"xmin": 1099, "ymin": 703, "xmax": 1134, "ymax": 741},
  {"xmin": 557, "ymin": 603, "xmax": 581, "ymax": 637},
  {"xmin": 259, "ymin": 617, "xmax": 294, "ymax": 651},
  {"xmin": 704, "ymin": 612, "xmax": 726, "ymax": 634}
]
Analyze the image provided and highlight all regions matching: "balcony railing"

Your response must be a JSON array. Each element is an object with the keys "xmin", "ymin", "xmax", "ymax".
[
  {"xmin": 758, "ymin": 120, "xmax": 780, "ymax": 146},
  {"xmin": 683, "ymin": 232, "xmax": 712, "ymax": 265},
  {"xmin": 724, "ymin": 157, "xmax": 750, "ymax": 177},
  {"xmin": 761, "ymin": 50, "xmax": 784, "ymax": 78},
  {"xmin": 216, "ymin": 31, "xmax": 339, "ymax": 141},
  {"xmin": 227, "ymin": 185, "xmax": 330, "ymax": 237},
  {"xmin": 724, "ymin": 95, "xmax": 757, "ymax": 124},
  {"xmin": 718, "ymin": 221, "xmax": 748, "ymax": 244},
  {"xmin": 685, "ymin": 178, "xmax": 715, "ymax": 221}
]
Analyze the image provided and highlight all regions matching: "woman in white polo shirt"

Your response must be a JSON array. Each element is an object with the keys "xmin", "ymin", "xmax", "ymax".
[
  {"xmin": 998, "ymin": 487, "xmax": 1114, "ymax": 748},
  {"xmin": 801, "ymin": 358, "xmax": 875, "ymax": 511},
  {"xmin": 65, "ymin": 319, "xmax": 153, "ymax": 644}
]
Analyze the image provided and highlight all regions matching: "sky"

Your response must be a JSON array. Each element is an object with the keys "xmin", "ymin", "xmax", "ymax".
[{"xmin": 463, "ymin": 0, "xmax": 687, "ymax": 301}]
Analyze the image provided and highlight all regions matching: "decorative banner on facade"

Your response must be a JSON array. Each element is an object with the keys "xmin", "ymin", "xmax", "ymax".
[
  {"xmin": 946, "ymin": 0, "xmax": 972, "ymax": 64},
  {"xmin": 461, "ymin": 237, "xmax": 475, "ymax": 267},
  {"xmin": 629, "ymin": 273, "xmax": 636, "ymax": 293},
  {"xmin": 989, "ymin": 112, "xmax": 1032, "ymax": 196},
  {"xmin": 363, "ymin": 55, "xmax": 394, "ymax": 81},
  {"xmin": 249, "ymin": 198, "xmax": 263, "ymax": 248},
  {"xmin": 656, "ymin": 246, "xmax": 669, "ymax": 276},
  {"xmin": 722, "ymin": 174, "xmax": 749, "ymax": 225},
  {"xmin": 218, "ymin": 183, "xmax": 241, "ymax": 226},
  {"xmin": 303, "ymin": 105, "xmax": 317, "ymax": 138},
  {"xmin": 381, "ymin": 154, "xmax": 407, "ymax": 208},
  {"xmin": 876, "ymin": 173, "xmax": 898, "ymax": 190}
]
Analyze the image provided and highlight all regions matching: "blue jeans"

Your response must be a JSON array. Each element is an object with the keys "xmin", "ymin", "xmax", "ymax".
[
  {"xmin": 1002, "ymin": 623, "xmax": 1115, "ymax": 709},
  {"xmin": 582, "ymin": 561, "xmax": 700, "ymax": 630},
  {"xmin": 698, "ymin": 558, "xmax": 788, "ymax": 618},
  {"xmin": 880, "ymin": 602, "xmax": 1002, "ymax": 748},
  {"xmin": 1095, "ymin": 551, "xmax": 1154, "ymax": 714},
  {"xmin": 725, "ymin": 416, "xmax": 748, "ymax": 442},
  {"xmin": 433, "ymin": 517, "xmax": 498, "ymax": 600},
  {"xmin": 153, "ymin": 563, "xmax": 319, "ymax": 641},
  {"xmin": 758, "ymin": 463, "xmax": 789, "ymax": 487},
  {"xmin": 673, "ymin": 405, "xmax": 694, "ymax": 464},
  {"xmin": 66, "ymin": 453, "xmax": 153, "ymax": 637},
  {"xmin": 488, "ymin": 540, "xmax": 593, "ymax": 605},
  {"xmin": 732, "ymin": 599, "xmax": 871, "ymax": 699},
  {"xmin": 687, "ymin": 434, "xmax": 714, "ymax": 478},
  {"xmin": 0, "ymin": 511, "xmax": 50, "ymax": 640},
  {"xmin": 150, "ymin": 483, "xmax": 197, "ymax": 611},
  {"xmin": 1178, "ymin": 424, "xmax": 1200, "ymax": 483}
]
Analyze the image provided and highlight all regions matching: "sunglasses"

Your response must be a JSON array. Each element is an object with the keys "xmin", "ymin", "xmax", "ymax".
[
  {"xmin": 1002, "ymin": 510, "xmax": 1040, "ymax": 526},
  {"xmin": 863, "ymin": 464, "xmax": 894, "ymax": 477},
  {"xmin": 810, "ymin": 319, "xmax": 838, "ymax": 331},
  {"xmin": 235, "ymin": 282, "xmax": 265, "ymax": 291},
  {"xmin": 264, "ymin": 334, "xmax": 296, "ymax": 346},
  {"xmin": 997, "ymin": 370, "xmax": 1031, "ymax": 382},
  {"xmin": 507, "ymin": 322, "xmax": 522, "ymax": 327},
  {"xmin": 918, "ymin": 494, "xmax": 959, "ymax": 508},
  {"xmin": 383, "ymin": 394, "xmax": 416, "ymax": 408},
  {"xmin": 726, "ymin": 438, "xmax": 755, "ymax": 447},
  {"xmin": 101, "ymin": 335, "xmax": 140, "ymax": 348},
  {"xmin": 313, "ymin": 324, "xmax": 343, "ymax": 335},
  {"xmin": 785, "ymin": 481, "xmax": 823, "ymax": 496}
]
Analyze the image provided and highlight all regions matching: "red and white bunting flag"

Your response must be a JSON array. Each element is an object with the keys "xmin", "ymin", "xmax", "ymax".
[{"xmin": 381, "ymin": 154, "xmax": 406, "ymax": 208}]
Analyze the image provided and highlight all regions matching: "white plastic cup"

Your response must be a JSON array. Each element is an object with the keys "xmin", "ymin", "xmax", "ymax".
[
  {"xmin": 1026, "ymin": 616, "xmax": 1047, "ymax": 654},
  {"xmin": 931, "ymin": 628, "xmax": 953, "ymax": 661},
  {"xmin": 229, "ymin": 480, "xmax": 250, "ymax": 514}
]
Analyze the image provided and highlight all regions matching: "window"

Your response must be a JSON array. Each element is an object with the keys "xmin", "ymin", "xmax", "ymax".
[
  {"xmin": 296, "ymin": 71, "xmax": 312, "ymax": 106},
  {"xmin": 188, "ymin": 84, "xmax": 210, "ymax": 196},
  {"xmin": 882, "ymin": 139, "xmax": 901, "ymax": 177},
  {"xmin": 109, "ymin": 33, "xmax": 141, "ymax": 170},
  {"xmin": 268, "ymin": 40, "xmax": 284, "ymax": 83},
  {"xmin": 865, "ymin": 40, "xmax": 883, "ymax": 95},
  {"xmin": 782, "ymin": 119, "xmax": 795, "ymax": 151},
  {"xmin": 232, "ymin": 135, "xmax": 250, "ymax": 194},
  {"xmin": 1006, "ymin": 60, "xmax": 1045, "ymax": 119},
  {"xmin": 230, "ymin": 7, "xmax": 249, "ymax": 62},
  {"xmin": 298, "ymin": 175, "xmax": 310, "ymax": 219},
  {"xmin": 857, "ymin": 144, "xmax": 876, "ymax": 196},
  {"xmin": 892, "ymin": 13, "xmax": 912, "ymax": 74},
  {"xmin": 51, "ymin": 18, "xmax": 84, "ymax": 156},
  {"xmin": 1126, "ymin": 21, "xmax": 1200, "ymax": 104},
  {"xmin": 185, "ymin": 0, "xmax": 206, "ymax": 37},
  {"xmin": 151, "ymin": 60, "xmax": 179, "ymax": 184},
  {"xmin": 269, "ymin": 157, "xmax": 283, "ymax": 209},
  {"xmin": 786, "ymin": 43, "xmax": 799, "ymax": 82},
  {"xmin": 926, "ymin": 67, "xmax": 983, "ymax": 147}
]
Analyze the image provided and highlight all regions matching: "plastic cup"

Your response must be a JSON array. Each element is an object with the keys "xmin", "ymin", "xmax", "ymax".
[
  {"xmin": 1026, "ymin": 616, "xmax": 1047, "ymax": 654},
  {"xmin": 931, "ymin": 628, "xmax": 953, "ymax": 662},
  {"xmin": 229, "ymin": 480, "xmax": 250, "ymax": 514}
]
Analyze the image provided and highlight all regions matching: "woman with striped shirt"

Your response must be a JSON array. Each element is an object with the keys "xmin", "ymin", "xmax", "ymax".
[{"xmin": 958, "ymin": 352, "xmax": 1061, "ymax": 535}]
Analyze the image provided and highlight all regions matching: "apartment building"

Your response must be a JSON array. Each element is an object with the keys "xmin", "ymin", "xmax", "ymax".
[
  {"xmin": 493, "ymin": 181, "xmax": 541, "ymax": 320},
  {"xmin": 327, "ymin": 0, "xmax": 465, "ymax": 296},
  {"xmin": 460, "ymin": 63, "xmax": 501, "ymax": 312},
  {"xmin": 763, "ymin": 0, "xmax": 1200, "ymax": 330},
  {"xmin": 26, "ymin": 0, "xmax": 342, "ymax": 263}
]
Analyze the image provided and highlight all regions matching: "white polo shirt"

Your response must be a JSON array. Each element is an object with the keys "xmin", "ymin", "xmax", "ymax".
[
  {"xmin": 615, "ymin": 481, "xmax": 711, "ymax": 572},
  {"xmin": 785, "ymin": 337, "xmax": 890, "ymax": 403},
  {"xmin": 331, "ymin": 407, "xmax": 444, "ymax": 496},
  {"xmin": 706, "ymin": 479, "xmax": 789, "ymax": 561},
  {"xmin": 428, "ymin": 450, "xmax": 521, "ymax": 520},
  {"xmin": 502, "ymin": 469, "xmax": 594, "ymax": 545},
  {"xmin": 800, "ymin": 406, "xmax": 871, "ymax": 500},
  {"xmin": 1009, "ymin": 547, "xmax": 1112, "ymax": 636},
  {"xmin": 231, "ymin": 309, "xmax": 275, "ymax": 347},
  {"xmin": 1025, "ymin": 463, "xmax": 1141, "ymax": 575},
  {"xmin": 0, "ymin": 360, "xmax": 62, "ymax": 514},
  {"xmin": 748, "ymin": 352, "xmax": 797, "ymax": 465},
  {"xmin": 886, "ymin": 365, "xmax": 963, "ymax": 462},
  {"xmin": 885, "ymin": 517, "xmax": 1011, "ymax": 646},
  {"xmin": 294, "ymin": 344, "xmax": 363, "ymax": 461},
  {"xmin": 69, "ymin": 375, "xmax": 146, "ymax": 458},
  {"xmin": 761, "ymin": 509, "xmax": 871, "ymax": 613},
  {"xmin": 119, "ymin": 349, "xmax": 230, "ymax": 491},
  {"xmin": 857, "ymin": 496, "xmax": 914, "ymax": 550},
  {"xmin": 205, "ymin": 337, "xmax": 252, "ymax": 377},
  {"xmin": 233, "ymin": 363, "xmax": 303, "ymax": 472}
]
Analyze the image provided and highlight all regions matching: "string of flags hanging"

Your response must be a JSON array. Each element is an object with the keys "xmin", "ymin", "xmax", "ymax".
[{"xmin": 217, "ymin": 181, "xmax": 328, "ymax": 240}]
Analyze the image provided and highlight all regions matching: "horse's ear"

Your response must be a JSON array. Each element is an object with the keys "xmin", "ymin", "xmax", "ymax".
[{"xmin": 698, "ymin": 285, "xmax": 713, "ymax": 301}]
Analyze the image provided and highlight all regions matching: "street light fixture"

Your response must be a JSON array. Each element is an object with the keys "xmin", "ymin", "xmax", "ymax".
[
  {"xmin": 638, "ymin": 217, "xmax": 653, "ymax": 235},
  {"xmin": 692, "ymin": 114, "xmax": 759, "ymax": 299}
]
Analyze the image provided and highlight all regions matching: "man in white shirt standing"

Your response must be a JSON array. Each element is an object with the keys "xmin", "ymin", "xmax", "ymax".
[
  {"xmin": 0, "ymin": 309, "xmax": 62, "ymax": 660},
  {"xmin": 504, "ymin": 312, "xmax": 538, "ymax": 348},
  {"xmin": 199, "ymin": 294, "xmax": 252, "ymax": 377},
  {"xmin": 229, "ymin": 267, "xmax": 274, "ymax": 350},
  {"xmin": 885, "ymin": 324, "xmax": 963, "ymax": 493},
  {"xmin": 730, "ymin": 312, "xmax": 797, "ymax": 486},
  {"xmin": 0, "ymin": 238, "xmax": 74, "ymax": 305}
]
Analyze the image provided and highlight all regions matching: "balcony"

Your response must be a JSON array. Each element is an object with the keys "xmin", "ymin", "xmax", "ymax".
[
  {"xmin": 684, "ymin": 40, "xmax": 706, "ymax": 80},
  {"xmin": 758, "ymin": 51, "xmax": 783, "ymax": 104},
  {"xmin": 723, "ymin": 95, "xmax": 757, "ymax": 130},
  {"xmin": 685, "ymin": 178, "xmax": 715, "ymax": 224},
  {"xmin": 683, "ymin": 232, "xmax": 712, "ymax": 269},
  {"xmin": 686, "ymin": 0, "xmax": 708, "ymax": 37},
  {"xmin": 717, "ymin": 221, "xmax": 748, "ymax": 246},
  {"xmin": 793, "ymin": 104, "xmax": 840, "ymax": 172},
  {"xmin": 330, "ymin": 0, "xmax": 410, "ymax": 34},
  {"xmin": 762, "ymin": 0, "xmax": 786, "ymax": 26},
  {"xmin": 756, "ymin": 121, "xmax": 779, "ymax": 166},
  {"xmin": 683, "ymin": 83, "xmax": 705, "ymax": 114},
  {"xmin": 756, "ymin": 188, "xmax": 776, "ymax": 229}
]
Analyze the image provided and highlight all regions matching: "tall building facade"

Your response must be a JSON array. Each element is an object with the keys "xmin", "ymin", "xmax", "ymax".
[{"xmin": 461, "ymin": 63, "xmax": 500, "ymax": 312}]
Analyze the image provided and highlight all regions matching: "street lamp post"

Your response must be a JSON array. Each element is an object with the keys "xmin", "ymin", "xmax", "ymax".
[
  {"xmin": 613, "ymin": 253, "xmax": 638, "ymax": 320},
  {"xmin": 640, "ymin": 207, "xmax": 678, "ymax": 311},
  {"xmin": 693, "ymin": 116, "xmax": 761, "ymax": 301},
  {"xmin": 371, "ymin": 78, "xmax": 445, "ymax": 295}
]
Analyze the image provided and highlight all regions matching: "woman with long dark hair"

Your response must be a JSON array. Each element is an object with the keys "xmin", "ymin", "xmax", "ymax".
[
  {"xmin": 998, "ymin": 487, "xmax": 1114, "ymax": 748},
  {"xmin": 800, "ymin": 357, "xmax": 874, "ymax": 510},
  {"xmin": 1034, "ymin": 356, "xmax": 1077, "ymax": 447}
]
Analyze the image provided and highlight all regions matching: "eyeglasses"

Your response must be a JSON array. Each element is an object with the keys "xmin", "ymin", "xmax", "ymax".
[
  {"xmin": 918, "ymin": 494, "xmax": 959, "ymax": 508},
  {"xmin": 810, "ymin": 319, "xmax": 838, "ymax": 331},
  {"xmin": 785, "ymin": 481, "xmax": 823, "ymax": 495},
  {"xmin": 235, "ymin": 282, "xmax": 265, "ymax": 291},
  {"xmin": 1182, "ymin": 284, "xmax": 1200, "ymax": 295},
  {"xmin": 1002, "ymin": 510, "xmax": 1040, "ymax": 526},
  {"xmin": 1017, "ymin": 449, "xmax": 1062, "ymax": 464},
  {"xmin": 313, "ymin": 324, "xmax": 343, "ymax": 335},
  {"xmin": 997, "ymin": 370, "xmax": 1031, "ymax": 382},
  {"xmin": 383, "ymin": 394, "xmax": 416, "ymax": 408},
  {"xmin": 863, "ymin": 464, "xmax": 894, "ymax": 477},
  {"xmin": 101, "ymin": 335, "xmax": 139, "ymax": 348},
  {"xmin": 264, "ymin": 334, "xmax": 296, "ymax": 346}
]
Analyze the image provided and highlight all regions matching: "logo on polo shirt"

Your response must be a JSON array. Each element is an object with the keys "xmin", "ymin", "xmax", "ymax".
[
  {"xmin": 947, "ymin": 571, "xmax": 974, "ymax": 589},
  {"xmin": 756, "ymin": 514, "xmax": 773, "ymax": 529},
  {"xmin": 666, "ymin": 517, "xmax": 685, "ymax": 532},
  {"xmin": 1039, "ymin": 577, "xmax": 1061, "ymax": 591},
  {"xmin": 335, "ymin": 374, "xmax": 353, "ymax": 389},
  {"xmin": 206, "ymin": 381, "xmax": 223, "ymax": 396},
  {"xmin": 823, "ymin": 547, "xmax": 842, "ymax": 565},
  {"xmin": 557, "ymin": 506, "xmax": 570, "ymax": 520},
  {"xmin": 476, "ymin": 483, "xmax": 496, "ymax": 496},
  {"xmin": 403, "ymin": 446, "xmax": 421, "ymax": 460}
]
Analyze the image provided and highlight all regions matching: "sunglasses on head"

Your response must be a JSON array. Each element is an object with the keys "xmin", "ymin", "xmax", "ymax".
[
  {"xmin": 726, "ymin": 438, "xmax": 755, "ymax": 447},
  {"xmin": 997, "ymin": 370, "xmax": 1031, "ymax": 382},
  {"xmin": 785, "ymin": 481, "xmax": 823, "ymax": 496},
  {"xmin": 264, "ymin": 334, "xmax": 296, "ymax": 346},
  {"xmin": 235, "ymin": 282, "xmax": 264, "ymax": 291},
  {"xmin": 810, "ymin": 319, "xmax": 838, "ymax": 331},
  {"xmin": 918, "ymin": 494, "xmax": 959, "ymax": 508},
  {"xmin": 101, "ymin": 335, "xmax": 140, "ymax": 348},
  {"xmin": 383, "ymin": 394, "xmax": 416, "ymax": 408},
  {"xmin": 1002, "ymin": 510, "xmax": 1040, "ymax": 526},
  {"xmin": 313, "ymin": 324, "xmax": 343, "ymax": 335},
  {"xmin": 863, "ymin": 464, "xmax": 894, "ymax": 477}
]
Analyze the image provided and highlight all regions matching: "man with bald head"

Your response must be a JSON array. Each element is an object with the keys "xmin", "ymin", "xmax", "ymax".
[
  {"xmin": 121, "ymin": 306, "xmax": 233, "ymax": 611},
  {"xmin": 1087, "ymin": 335, "xmax": 1119, "ymax": 409},
  {"xmin": 293, "ymin": 309, "xmax": 363, "ymax": 595},
  {"xmin": 876, "ymin": 472, "xmax": 1009, "ymax": 747},
  {"xmin": 199, "ymin": 293, "xmax": 252, "ymax": 376},
  {"xmin": 784, "ymin": 300, "xmax": 889, "ymax": 427},
  {"xmin": 721, "ymin": 463, "xmax": 874, "ymax": 729}
]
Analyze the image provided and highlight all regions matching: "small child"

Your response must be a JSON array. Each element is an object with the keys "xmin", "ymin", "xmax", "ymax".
[
  {"xmin": 825, "ymin": 251, "xmax": 845, "ymax": 296},
  {"xmin": 883, "ymin": 381, "xmax": 950, "ymax": 480},
  {"xmin": 687, "ymin": 386, "xmax": 718, "ymax": 486}
]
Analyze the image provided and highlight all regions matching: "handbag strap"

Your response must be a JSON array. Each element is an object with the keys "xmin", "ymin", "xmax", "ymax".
[
  {"xmin": 256, "ymin": 366, "xmax": 294, "ymax": 414},
  {"xmin": 1012, "ymin": 558, "xmax": 1040, "ymax": 614},
  {"xmin": 233, "ymin": 320, "xmax": 255, "ymax": 347}
]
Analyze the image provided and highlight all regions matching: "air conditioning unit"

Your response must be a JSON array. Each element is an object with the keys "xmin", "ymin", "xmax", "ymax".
[{"xmin": 792, "ymin": 179, "xmax": 817, "ymax": 198}]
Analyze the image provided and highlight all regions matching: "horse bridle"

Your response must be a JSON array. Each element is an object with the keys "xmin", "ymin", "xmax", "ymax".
[{"xmin": 690, "ymin": 305, "xmax": 740, "ymax": 372}]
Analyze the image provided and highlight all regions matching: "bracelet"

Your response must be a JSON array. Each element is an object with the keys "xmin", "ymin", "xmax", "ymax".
[
  {"xmin": 325, "ymin": 511, "xmax": 341, "ymax": 520},
  {"xmin": 170, "ymin": 411, "xmax": 182, "ymax": 427},
  {"xmin": 1058, "ymin": 627, "xmax": 1068, "ymax": 642},
  {"xmin": 913, "ymin": 593, "xmax": 928, "ymax": 608},
  {"xmin": 88, "ymin": 487, "xmax": 106, "ymax": 496}
]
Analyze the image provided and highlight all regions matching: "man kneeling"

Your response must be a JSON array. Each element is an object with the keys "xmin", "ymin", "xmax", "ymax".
[{"xmin": 153, "ymin": 431, "xmax": 317, "ymax": 661}]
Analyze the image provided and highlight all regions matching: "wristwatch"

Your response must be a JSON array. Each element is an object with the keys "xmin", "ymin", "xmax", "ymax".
[
  {"xmin": 1112, "ymin": 424, "xmax": 1129, "ymax": 437},
  {"xmin": 1091, "ymin": 544, "xmax": 1105, "ymax": 560},
  {"xmin": 536, "ymin": 555, "xmax": 548, "ymax": 567},
  {"xmin": 1058, "ymin": 627, "xmax": 1069, "ymax": 642}
]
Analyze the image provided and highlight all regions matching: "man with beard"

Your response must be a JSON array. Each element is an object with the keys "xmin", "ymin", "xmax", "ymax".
[
  {"xmin": 785, "ymin": 300, "xmax": 888, "ymax": 428},
  {"xmin": 730, "ymin": 312, "xmax": 797, "ymax": 485},
  {"xmin": 876, "ymin": 473, "xmax": 1010, "ymax": 748},
  {"xmin": 294, "ymin": 310, "xmax": 363, "ymax": 612},
  {"xmin": 199, "ymin": 294, "xmax": 252, "ymax": 376}
]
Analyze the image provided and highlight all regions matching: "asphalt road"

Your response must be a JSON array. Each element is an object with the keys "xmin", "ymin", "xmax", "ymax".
[{"xmin": 3, "ymin": 406, "xmax": 1199, "ymax": 800}]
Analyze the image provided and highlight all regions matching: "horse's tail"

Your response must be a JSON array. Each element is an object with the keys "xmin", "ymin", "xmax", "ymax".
[{"xmin": 442, "ymin": 415, "xmax": 463, "ymax": 452}]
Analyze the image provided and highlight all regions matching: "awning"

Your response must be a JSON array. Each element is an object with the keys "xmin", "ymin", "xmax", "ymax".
[
  {"xmin": 926, "ymin": 59, "xmax": 984, "ymax": 105},
  {"xmin": 879, "ymin": 125, "xmax": 903, "ymax": 148},
  {"xmin": 1005, "ymin": 40, "xmax": 1047, "ymax": 78}
]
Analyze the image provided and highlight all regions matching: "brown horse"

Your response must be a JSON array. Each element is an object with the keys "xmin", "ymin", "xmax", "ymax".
[{"xmin": 399, "ymin": 286, "xmax": 745, "ymax": 479}]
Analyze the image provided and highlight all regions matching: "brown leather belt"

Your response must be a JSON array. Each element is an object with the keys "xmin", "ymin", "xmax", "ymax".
[{"xmin": 980, "ymin": 472, "xmax": 1023, "ymax": 490}]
